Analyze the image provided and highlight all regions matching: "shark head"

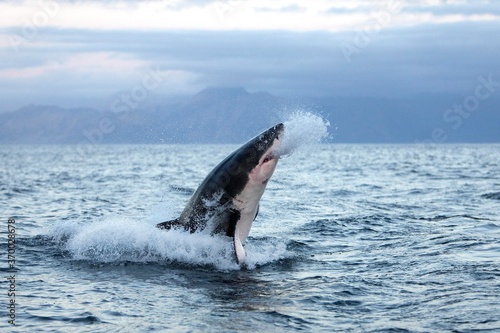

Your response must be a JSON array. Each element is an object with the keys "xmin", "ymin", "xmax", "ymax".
[{"xmin": 232, "ymin": 124, "xmax": 284, "ymax": 184}]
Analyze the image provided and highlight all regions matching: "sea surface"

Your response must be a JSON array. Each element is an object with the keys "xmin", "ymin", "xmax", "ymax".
[{"xmin": 1, "ymin": 143, "xmax": 500, "ymax": 332}]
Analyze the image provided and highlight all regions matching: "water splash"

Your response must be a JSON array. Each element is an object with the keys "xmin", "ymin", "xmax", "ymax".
[
  {"xmin": 47, "ymin": 117, "xmax": 324, "ymax": 271},
  {"xmin": 277, "ymin": 111, "xmax": 330, "ymax": 156},
  {"xmin": 51, "ymin": 216, "xmax": 291, "ymax": 271}
]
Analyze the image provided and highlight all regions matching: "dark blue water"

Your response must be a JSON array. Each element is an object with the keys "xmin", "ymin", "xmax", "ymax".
[{"xmin": 1, "ymin": 143, "xmax": 500, "ymax": 332}]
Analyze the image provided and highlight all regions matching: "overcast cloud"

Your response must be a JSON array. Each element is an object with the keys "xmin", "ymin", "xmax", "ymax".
[{"xmin": 1, "ymin": 0, "xmax": 499, "ymax": 111}]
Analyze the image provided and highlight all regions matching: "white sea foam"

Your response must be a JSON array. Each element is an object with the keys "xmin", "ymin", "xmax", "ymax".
[
  {"xmin": 51, "ymin": 214, "xmax": 291, "ymax": 271},
  {"xmin": 277, "ymin": 110, "xmax": 330, "ymax": 156}
]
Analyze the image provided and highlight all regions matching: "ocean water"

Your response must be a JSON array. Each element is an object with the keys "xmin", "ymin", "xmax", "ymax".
[{"xmin": 1, "ymin": 141, "xmax": 500, "ymax": 332}]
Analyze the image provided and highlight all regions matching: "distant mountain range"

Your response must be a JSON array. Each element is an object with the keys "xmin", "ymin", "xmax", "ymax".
[{"xmin": 1, "ymin": 87, "xmax": 499, "ymax": 144}]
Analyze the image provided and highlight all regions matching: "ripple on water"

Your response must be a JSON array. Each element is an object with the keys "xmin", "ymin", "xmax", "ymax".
[
  {"xmin": 481, "ymin": 191, "xmax": 500, "ymax": 200},
  {"xmin": 25, "ymin": 312, "xmax": 102, "ymax": 325}
]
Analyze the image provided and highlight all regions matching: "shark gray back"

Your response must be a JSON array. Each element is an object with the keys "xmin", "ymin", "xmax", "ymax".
[{"xmin": 157, "ymin": 123, "xmax": 284, "ymax": 264}]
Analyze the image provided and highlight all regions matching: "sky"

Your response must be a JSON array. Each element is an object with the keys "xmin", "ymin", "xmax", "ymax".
[{"xmin": 1, "ymin": 0, "xmax": 500, "ymax": 112}]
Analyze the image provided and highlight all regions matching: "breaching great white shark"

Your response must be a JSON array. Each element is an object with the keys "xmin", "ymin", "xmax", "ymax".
[{"xmin": 157, "ymin": 123, "xmax": 285, "ymax": 265}]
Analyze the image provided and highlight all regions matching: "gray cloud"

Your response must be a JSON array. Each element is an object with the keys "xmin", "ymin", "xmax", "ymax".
[
  {"xmin": 402, "ymin": 1, "xmax": 500, "ymax": 16},
  {"xmin": 324, "ymin": 0, "xmax": 500, "ymax": 16},
  {"xmin": 325, "ymin": 4, "xmax": 378, "ymax": 15},
  {"xmin": 1, "ymin": 19, "xmax": 499, "ymax": 111},
  {"xmin": 255, "ymin": 4, "xmax": 307, "ymax": 13}
]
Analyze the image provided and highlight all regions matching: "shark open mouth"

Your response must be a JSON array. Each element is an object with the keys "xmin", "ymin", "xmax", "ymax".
[{"xmin": 262, "ymin": 153, "xmax": 275, "ymax": 164}]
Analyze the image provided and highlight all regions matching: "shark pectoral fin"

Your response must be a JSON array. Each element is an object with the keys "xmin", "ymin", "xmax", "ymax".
[
  {"xmin": 234, "ymin": 233, "xmax": 246, "ymax": 265},
  {"xmin": 156, "ymin": 218, "xmax": 181, "ymax": 230}
]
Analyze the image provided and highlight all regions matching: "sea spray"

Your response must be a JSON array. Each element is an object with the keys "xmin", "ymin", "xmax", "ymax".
[
  {"xmin": 51, "ymin": 217, "xmax": 290, "ymax": 270},
  {"xmin": 278, "ymin": 111, "xmax": 330, "ymax": 156}
]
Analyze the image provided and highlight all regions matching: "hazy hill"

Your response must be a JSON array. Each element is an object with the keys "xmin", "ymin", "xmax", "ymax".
[
  {"xmin": 0, "ymin": 87, "xmax": 499, "ymax": 144},
  {"xmin": 0, "ymin": 88, "xmax": 285, "ymax": 144},
  {"xmin": 141, "ymin": 87, "xmax": 286, "ymax": 143},
  {"xmin": 0, "ymin": 105, "xmax": 103, "ymax": 144}
]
